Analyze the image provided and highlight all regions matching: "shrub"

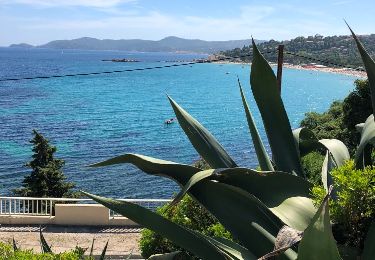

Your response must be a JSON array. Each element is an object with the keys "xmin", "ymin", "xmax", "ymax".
[
  {"xmin": 301, "ymin": 151, "xmax": 325, "ymax": 185},
  {"xmin": 300, "ymin": 79, "xmax": 372, "ymax": 156},
  {"xmin": 139, "ymin": 158, "xmax": 232, "ymax": 258},
  {"xmin": 311, "ymin": 160, "xmax": 375, "ymax": 249},
  {"xmin": 139, "ymin": 194, "xmax": 232, "ymax": 258},
  {"xmin": 0, "ymin": 242, "xmax": 86, "ymax": 260}
]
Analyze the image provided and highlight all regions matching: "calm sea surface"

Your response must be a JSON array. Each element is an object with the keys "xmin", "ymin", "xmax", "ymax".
[{"xmin": 0, "ymin": 47, "xmax": 358, "ymax": 198}]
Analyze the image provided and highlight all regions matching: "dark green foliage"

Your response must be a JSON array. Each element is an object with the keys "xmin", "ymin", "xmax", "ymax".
[
  {"xmin": 0, "ymin": 241, "xmax": 86, "ymax": 260},
  {"xmin": 139, "ymin": 195, "xmax": 232, "ymax": 259},
  {"xmin": 221, "ymin": 34, "xmax": 375, "ymax": 68},
  {"xmin": 14, "ymin": 130, "xmax": 77, "ymax": 198},
  {"xmin": 300, "ymin": 101, "xmax": 344, "ymax": 141},
  {"xmin": 301, "ymin": 151, "xmax": 325, "ymax": 185},
  {"xmin": 139, "ymin": 158, "xmax": 232, "ymax": 258},
  {"xmin": 312, "ymin": 160, "xmax": 375, "ymax": 250},
  {"xmin": 300, "ymin": 79, "xmax": 372, "ymax": 155},
  {"xmin": 342, "ymin": 79, "xmax": 373, "ymax": 150}
]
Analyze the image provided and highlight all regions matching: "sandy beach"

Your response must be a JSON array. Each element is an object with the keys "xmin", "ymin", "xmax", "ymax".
[{"xmin": 212, "ymin": 60, "xmax": 367, "ymax": 78}]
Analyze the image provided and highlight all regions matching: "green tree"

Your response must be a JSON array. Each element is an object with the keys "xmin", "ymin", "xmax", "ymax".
[
  {"xmin": 14, "ymin": 130, "xmax": 76, "ymax": 198},
  {"xmin": 300, "ymin": 79, "xmax": 372, "ymax": 155},
  {"xmin": 342, "ymin": 79, "xmax": 373, "ymax": 151}
]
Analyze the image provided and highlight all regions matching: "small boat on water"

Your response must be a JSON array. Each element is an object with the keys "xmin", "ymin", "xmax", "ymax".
[{"xmin": 165, "ymin": 118, "xmax": 176, "ymax": 124}]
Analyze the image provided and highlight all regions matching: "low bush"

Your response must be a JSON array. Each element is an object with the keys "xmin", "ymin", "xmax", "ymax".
[
  {"xmin": 312, "ymin": 160, "xmax": 375, "ymax": 249},
  {"xmin": 139, "ymin": 195, "xmax": 232, "ymax": 258},
  {"xmin": 0, "ymin": 242, "xmax": 86, "ymax": 260},
  {"xmin": 301, "ymin": 151, "xmax": 325, "ymax": 185},
  {"xmin": 139, "ymin": 158, "xmax": 232, "ymax": 258}
]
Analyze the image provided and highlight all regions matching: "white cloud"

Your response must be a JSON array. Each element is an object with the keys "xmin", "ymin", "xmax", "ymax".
[
  {"xmin": 0, "ymin": 3, "xmax": 355, "ymax": 45},
  {"xmin": 0, "ymin": 0, "xmax": 136, "ymax": 8}
]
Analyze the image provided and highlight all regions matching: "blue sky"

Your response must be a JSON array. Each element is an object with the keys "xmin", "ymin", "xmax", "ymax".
[{"xmin": 1, "ymin": 0, "xmax": 374, "ymax": 46}]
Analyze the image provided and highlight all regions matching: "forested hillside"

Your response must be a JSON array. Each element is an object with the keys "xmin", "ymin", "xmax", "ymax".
[{"xmin": 220, "ymin": 34, "xmax": 375, "ymax": 68}]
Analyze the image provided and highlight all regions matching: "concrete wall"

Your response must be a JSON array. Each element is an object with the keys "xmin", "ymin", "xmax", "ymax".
[{"xmin": 0, "ymin": 204, "xmax": 139, "ymax": 226}]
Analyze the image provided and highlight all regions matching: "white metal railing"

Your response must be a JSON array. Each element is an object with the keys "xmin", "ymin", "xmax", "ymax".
[{"xmin": 0, "ymin": 196, "xmax": 171, "ymax": 218}]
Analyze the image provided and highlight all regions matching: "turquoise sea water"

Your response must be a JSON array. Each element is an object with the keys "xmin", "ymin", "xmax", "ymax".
[{"xmin": 0, "ymin": 48, "xmax": 358, "ymax": 198}]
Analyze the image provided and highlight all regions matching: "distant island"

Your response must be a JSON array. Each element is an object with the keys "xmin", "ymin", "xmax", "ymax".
[
  {"xmin": 8, "ymin": 36, "xmax": 263, "ymax": 54},
  {"xmin": 219, "ymin": 34, "xmax": 375, "ymax": 68}
]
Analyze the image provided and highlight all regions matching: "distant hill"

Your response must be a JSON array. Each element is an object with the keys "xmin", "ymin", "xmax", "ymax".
[
  {"xmin": 219, "ymin": 34, "xmax": 375, "ymax": 68},
  {"xmin": 9, "ymin": 36, "xmax": 263, "ymax": 54},
  {"xmin": 9, "ymin": 43, "xmax": 34, "ymax": 48}
]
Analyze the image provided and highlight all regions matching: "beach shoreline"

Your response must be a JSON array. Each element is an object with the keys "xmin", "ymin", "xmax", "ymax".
[{"xmin": 212, "ymin": 60, "xmax": 367, "ymax": 78}]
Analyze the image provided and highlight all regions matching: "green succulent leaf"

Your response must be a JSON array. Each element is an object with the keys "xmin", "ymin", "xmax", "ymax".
[
  {"xmin": 148, "ymin": 251, "xmax": 192, "ymax": 260},
  {"xmin": 89, "ymin": 238, "xmax": 95, "ymax": 257},
  {"xmin": 201, "ymin": 233, "xmax": 256, "ymax": 260},
  {"xmin": 89, "ymin": 153, "xmax": 294, "ymax": 258},
  {"xmin": 321, "ymin": 152, "xmax": 337, "ymax": 198},
  {"xmin": 355, "ymin": 114, "xmax": 375, "ymax": 168},
  {"xmin": 214, "ymin": 168, "xmax": 315, "ymax": 231},
  {"xmin": 292, "ymin": 128, "xmax": 350, "ymax": 166},
  {"xmin": 39, "ymin": 228, "xmax": 52, "ymax": 254},
  {"xmin": 169, "ymin": 169, "xmax": 215, "ymax": 208},
  {"xmin": 83, "ymin": 192, "xmax": 229, "ymax": 260},
  {"xmin": 89, "ymin": 153, "xmax": 200, "ymax": 184},
  {"xmin": 293, "ymin": 128, "xmax": 322, "ymax": 157},
  {"xmin": 100, "ymin": 240, "xmax": 109, "ymax": 260},
  {"xmin": 250, "ymin": 39, "xmax": 303, "ymax": 176},
  {"xmin": 297, "ymin": 191, "xmax": 341, "ymax": 260},
  {"xmin": 356, "ymin": 123, "xmax": 365, "ymax": 134},
  {"xmin": 168, "ymin": 96, "xmax": 237, "ymax": 169},
  {"xmin": 207, "ymin": 236, "xmax": 256, "ymax": 260},
  {"xmin": 347, "ymin": 22, "xmax": 375, "ymax": 116},
  {"xmin": 318, "ymin": 139, "xmax": 349, "ymax": 167},
  {"xmin": 238, "ymin": 79, "xmax": 274, "ymax": 171},
  {"xmin": 12, "ymin": 238, "xmax": 18, "ymax": 252},
  {"xmin": 362, "ymin": 221, "xmax": 375, "ymax": 260}
]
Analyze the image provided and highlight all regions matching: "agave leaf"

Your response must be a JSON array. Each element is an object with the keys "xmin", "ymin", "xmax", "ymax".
[
  {"xmin": 319, "ymin": 139, "xmax": 349, "ymax": 167},
  {"xmin": 347, "ymin": 23, "xmax": 375, "ymax": 116},
  {"xmin": 297, "ymin": 190, "xmax": 341, "ymax": 260},
  {"xmin": 148, "ymin": 251, "xmax": 191, "ymax": 259},
  {"xmin": 293, "ymin": 128, "xmax": 322, "ymax": 157},
  {"xmin": 201, "ymin": 234, "xmax": 255, "ymax": 260},
  {"xmin": 169, "ymin": 169, "xmax": 214, "ymax": 208},
  {"xmin": 89, "ymin": 154, "xmax": 294, "ymax": 258},
  {"xmin": 250, "ymin": 39, "xmax": 303, "ymax": 176},
  {"xmin": 40, "ymin": 228, "xmax": 52, "ymax": 254},
  {"xmin": 355, "ymin": 114, "xmax": 375, "ymax": 168},
  {"xmin": 238, "ymin": 79, "xmax": 274, "ymax": 171},
  {"xmin": 207, "ymin": 236, "xmax": 256, "ymax": 260},
  {"xmin": 100, "ymin": 240, "xmax": 109, "ymax": 260},
  {"xmin": 321, "ymin": 152, "xmax": 337, "ymax": 198},
  {"xmin": 89, "ymin": 238, "xmax": 95, "ymax": 257},
  {"xmin": 293, "ymin": 128, "xmax": 350, "ymax": 165},
  {"xmin": 362, "ymin": 221, "xmax": 375, "ymax": 260},
  {"xmin": 89, "ymin": 153, "xmax": 200, "ymax": 184},
  {"xmin": 356, "ymin": 123, "xmax": 365, "ymax": 134},
  {"xmin": 214, "ymin": 168, "xmax": 315, "ymax": 231},
  {"xmin": 12, "ymin": 238, "xmax": 18, "ymax": 252},
  {"xmin": 168, "ymin": 96, "xmax": 237, "ymax": 169},
  {"xmin": 82, "ymin": 192, "xmax": 229, "ymax": 260}
]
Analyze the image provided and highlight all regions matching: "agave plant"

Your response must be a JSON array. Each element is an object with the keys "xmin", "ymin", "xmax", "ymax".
[{"xmin": 83, "ymin": 24, "xmax": 375, "ymax": 259}]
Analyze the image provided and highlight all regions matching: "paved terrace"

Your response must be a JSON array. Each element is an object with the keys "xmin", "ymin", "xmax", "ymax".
[
  {"xmin": 0, "ymin": 225, "xmax": 142, "ymax": 258},
  {"xmin": 0, "ymin": 196, "xmax": 172, "ymax": 258}
]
